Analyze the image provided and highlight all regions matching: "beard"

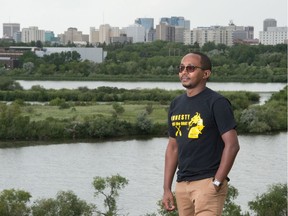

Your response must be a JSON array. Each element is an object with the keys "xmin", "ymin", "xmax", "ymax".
[{"xmin": 181, "ymin": 81, "xmax": 196, "ymax": 89}]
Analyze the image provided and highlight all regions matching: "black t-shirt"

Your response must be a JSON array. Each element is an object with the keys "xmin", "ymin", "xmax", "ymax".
[{"xmin": 168, "ymin": 87, "xmax": 237, "ymax": 182}]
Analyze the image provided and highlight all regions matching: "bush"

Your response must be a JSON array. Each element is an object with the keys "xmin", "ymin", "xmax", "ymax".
[
  {"xmin": 0, "ymin": 189, "xmax": 31, "ymax": 216},
  {"xmin": 248, "ymin": 183, "xmax": 287, "ymax": 216},
  {"xmin": 31, "ymin": 191, "xmax": 95, "ymax": 216}
]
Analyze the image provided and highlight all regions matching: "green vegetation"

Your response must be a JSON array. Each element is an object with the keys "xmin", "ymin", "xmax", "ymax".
[
  {"xmin": 248, "ymin": 183, "xmax": 288, "ymax": 216},
  {"xmin": 0, "ymin": 78, "xmax": 286, "ymax": 142},
  {"xmin": 0, "ymin": 41, "xmax": 287, "ymax": 82},
  {"xmin": 0, "ymin": 174, "xmax": 286, "ymax": 216}
]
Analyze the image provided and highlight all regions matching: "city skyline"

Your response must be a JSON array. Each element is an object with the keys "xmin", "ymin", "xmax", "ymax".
[{"xmin": 1, "ymin": 0, "xmax": 287, "ymax": 39}]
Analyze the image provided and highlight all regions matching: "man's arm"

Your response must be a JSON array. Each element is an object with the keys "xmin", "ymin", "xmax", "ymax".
[
  {"xmin": 214, "ymin": 129, "xmax": 240, "ymax": 183},
  {"xmin": 162, "ymin": 137, "xmax": 178, "ymax": 211}
]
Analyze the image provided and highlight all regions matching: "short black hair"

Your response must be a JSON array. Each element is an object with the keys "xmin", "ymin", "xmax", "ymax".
[{"xmin": 190, "ymin": 51, "xmax": 212, "ymax": 71}]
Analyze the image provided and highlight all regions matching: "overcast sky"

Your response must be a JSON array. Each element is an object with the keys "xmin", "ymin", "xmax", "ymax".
[{"xmin": 1, "ymin": 0, "xmax": 287, "ymax": 39}]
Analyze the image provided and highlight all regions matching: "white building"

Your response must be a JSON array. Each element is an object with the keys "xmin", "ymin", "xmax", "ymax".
[
  {"xmin": 259, "ymin": 27, "xmax": 288, "ymax": 45},
  {"xmin": 21, "ymin": 26, "xmax": 45, "ymax": 43},
  {"xmin": 35, "ymin": 47, "xmax": 106, "ymax": 63},
  {"xmin": 175, "ymin": 26, "xmax": 185, "ymax": 43},
  {"xmin": 123, "ymin": 24, "xmax": 145, "ymax": 43},
  {"xmin": 99, "ymin": 24, "xmax": 111, "ymax": 44},
  {"xmin": 185, "ymin": 23, "xmax": 255, "ymax": 47}
]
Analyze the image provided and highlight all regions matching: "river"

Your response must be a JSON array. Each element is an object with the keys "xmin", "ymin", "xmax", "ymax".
[
  {"xmin": 17, "ymin": 80, "xmax": 286, "ymax": 92},
  {"xmin": 17, "ymin": 80, "xmax": 286, "ymax": 105}
]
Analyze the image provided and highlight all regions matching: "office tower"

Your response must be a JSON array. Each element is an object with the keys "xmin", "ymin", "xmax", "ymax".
[
  {"xmin": 156, "ymin": 22, "xmax": 175, "ymax": 42},
  {"xmin": 123, "ymin": 24, "xmax": 145, "ymax": 43},
  {"xmin": 99, "ymin": 24, "xmax": 111, "ymax": 44},
  {"xmin": 263, "ymin": 18, "xmax": 277, "ymax": 31},
  {"xmin": 90, "ymin": 27, "xmax": 100, "ymax": 44},
  {"xmin": 135, "ymin": 18, "xmax": 154, "ymax": 30},
  {"xmin": 13, "ymin": 31, "xmax": 22, "ymax": 43},
  {"xmin": 21, "ymin": 26, "xmax": 45, "ymax": 43},
  {"xmin": 3, "ymin": 23, "xmax": 20, "ymax": 38},
  {"xmin": 135, "ymin": 18, "xmax": 154, "ymax": 42},
  {"xmin": 245, "ymin": 26, "xmax": 254, "ymax": 39},
  {"xmin": 175, "ymin": 26, "xmax": 185, "ymax": 43},
  {"xmin": 45, "ymin": 31, "xmax": 55, "ymax": 42},
  {"xmin": 160, "ymin": 16, "xmax": 190, "ymax": 30}
]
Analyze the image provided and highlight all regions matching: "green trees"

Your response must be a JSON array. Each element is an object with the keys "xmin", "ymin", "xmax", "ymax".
[
  {"xmin": 248, "ymin": 183, "xmax": 287, "ymax": 216},
  {"xmin": 0, "ymin": 77, "xmax": 22, "ymax": 90},
  {"xmin": 0, "ymin": 174, "xmax": 288, "ymax": 216},
  {"xmin": 0, "ymin": 189, "xmax": 31, "ymax": 216},
  {"xmin": 92, "ymin": 174, "xmax": 129, "ymax": 216},
  {"xmin": 31, "ymin": 191, "xmax": 94, "ymax": 216},
  {"xmin": 1, "ymin": 41, "xmax": 286, "ymax": 82},
  {"xmin": 237, "ymin": 86, "xmax": 287, "ymax": 133},
  {"xmin": 0, "ymin": 177, "xmax": 286, "ymax": 216},
  {"xmin": 0, "ymin": 174, "xmax": 128, "ymax": 216}
]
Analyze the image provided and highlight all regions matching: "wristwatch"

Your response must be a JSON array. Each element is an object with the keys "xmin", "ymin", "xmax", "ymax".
[{"xmin": 212, "ymin": 178, "xmax": 222, "ymax": 187}]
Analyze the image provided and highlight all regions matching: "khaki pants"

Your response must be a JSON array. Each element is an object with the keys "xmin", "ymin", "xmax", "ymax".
[{"xmin": 175, "ymin": 177, "xmax": 228, "ymax": 216}]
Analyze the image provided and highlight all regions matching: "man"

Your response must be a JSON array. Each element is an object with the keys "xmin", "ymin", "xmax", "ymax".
[{"xmin": 162, "ymin": 52, "xmax": 240, "ymax": 216}]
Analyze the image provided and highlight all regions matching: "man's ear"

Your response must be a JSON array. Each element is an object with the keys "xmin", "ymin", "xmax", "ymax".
[{"xmin": 203, "ymin": 70, "xmax": 212, "ymax": 79}]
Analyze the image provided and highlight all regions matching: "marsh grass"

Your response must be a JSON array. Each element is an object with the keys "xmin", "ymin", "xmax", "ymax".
[{"xmin": 22, "ymin": 103, "xmax": 169, "ymax": 124}]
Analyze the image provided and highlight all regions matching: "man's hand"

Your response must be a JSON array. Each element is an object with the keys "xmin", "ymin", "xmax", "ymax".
[{"xmin": 162, "ymin": 190, "xmax": 176, "ymax": 211}]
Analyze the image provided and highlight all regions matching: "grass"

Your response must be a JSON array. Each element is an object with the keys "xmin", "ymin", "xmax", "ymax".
[{"xmin": 22, "ymin": 102, "xmax": 169, "ymax": 124}]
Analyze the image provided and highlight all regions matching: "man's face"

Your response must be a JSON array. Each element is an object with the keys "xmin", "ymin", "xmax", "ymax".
[{"xmin": 178, "ymin": 54, "xmax": 205, "ymax": 89}]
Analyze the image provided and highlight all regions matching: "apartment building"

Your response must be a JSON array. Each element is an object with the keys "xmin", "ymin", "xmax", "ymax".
[
  {"xmin": 259, "ymin": 27, "xmax": 288, "ymax": 45},
  {"xmin": 185, "ymin": 23, "xmax": 255, "ymax": 47},
  {"xmin": 21, "ymin": 26, "xmax": 45, "ymax": 43}
]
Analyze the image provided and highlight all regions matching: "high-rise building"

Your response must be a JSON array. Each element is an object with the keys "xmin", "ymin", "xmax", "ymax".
[
  {"xmin": 187, "ymin": 22, "xmax": 255, "ymax": 47},
  {"xmin": 259, "ymin": 26, "xmax": 288, "ymax": 45},
  {"xmin": 21, "ymin": 26, "xmax": 45, "ymax": 43},
  {"xmin": 59, "ymin": 27, "xmax": 86, "ymax": 44},
  {"xmin": 13, "ymin": 31, "xmax": 22, "ymax": 43},
  {"xmin": 99, "ymin": 24, "xmax": 111, "ymax": 44},
  {"xmin": 90, "ymin": 27, "xmax": 100, "ymax": 45},
  {"xmin": 3, "ymin": 23, "xmax": 20, "ymax": 38},
  {"xmin": 160, "ymin": 16, "xmax": 190, "ymax": 30},
  {"xmin": 259, "ymin": 18, "xmax": 287, "ymax": 45},
  {"xmin": 263, "ymin": 18, "xmax": 277, "ymax": 31},
  {"xmin": 156, "ymin": 22, "xmax": 175, "ymax": 42},
  {"xmin": 135, "ymin": 18, "xmax": 154, "ymax": 30},
  {"xmin": 175, "ymin": 26, "xmax": 185, "ymax": 43},
  {"xmin": 135, "ymin": 18, "xmax": 154, "ymax": 42},
  {"xmin": 45, "ymin": 31, "xmax": 55, "ymax": 42},
  {"xmin": 123, "ymin": 24, "xmax": 145, "ymax": 43}
]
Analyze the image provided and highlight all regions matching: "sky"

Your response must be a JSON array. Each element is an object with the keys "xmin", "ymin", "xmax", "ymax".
[{"xmin": 1, "ymin": 0, "xmax": 287, "ymax": 39}]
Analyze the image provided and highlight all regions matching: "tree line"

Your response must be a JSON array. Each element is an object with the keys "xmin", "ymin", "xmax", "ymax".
[
  {"xmin": 0, "ymin": 174, "xmax": 286, "ymax": 216},
  {"xmin": 0, "ymin": 41, "xmax": 287, "ymax": 82}
]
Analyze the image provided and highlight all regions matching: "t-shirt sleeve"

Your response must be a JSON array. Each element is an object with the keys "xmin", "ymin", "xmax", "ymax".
[{"xmin": 212, "ymin": 97, "xmax": 237, "ymax": 135}]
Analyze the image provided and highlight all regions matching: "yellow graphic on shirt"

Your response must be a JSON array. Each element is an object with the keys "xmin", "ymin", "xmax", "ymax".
[
  {"xmin": 188, "ymin": 112, "xmax": 205, "ymax": 138},
  {"xmin": 171, "ymin": 112, "xmax": 205, "ymax": 139}
]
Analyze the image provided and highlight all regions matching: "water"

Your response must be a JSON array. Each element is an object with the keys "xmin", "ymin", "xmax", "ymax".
[
  {"xmin": 16, "ymin": 80, "xmax": 286, "ymax": 105},
  {"xmin": 0, "ymin": 133, "xmax": 286, "ymax": 215},
  {"xmin": 17, "ymin": 80, "xmax": 286, "ymax": 92}
]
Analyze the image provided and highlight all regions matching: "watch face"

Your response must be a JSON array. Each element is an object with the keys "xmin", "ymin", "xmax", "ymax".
[{"xmin": 213, "ymin": 180, "xmax": 221, "ymax": 186}]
